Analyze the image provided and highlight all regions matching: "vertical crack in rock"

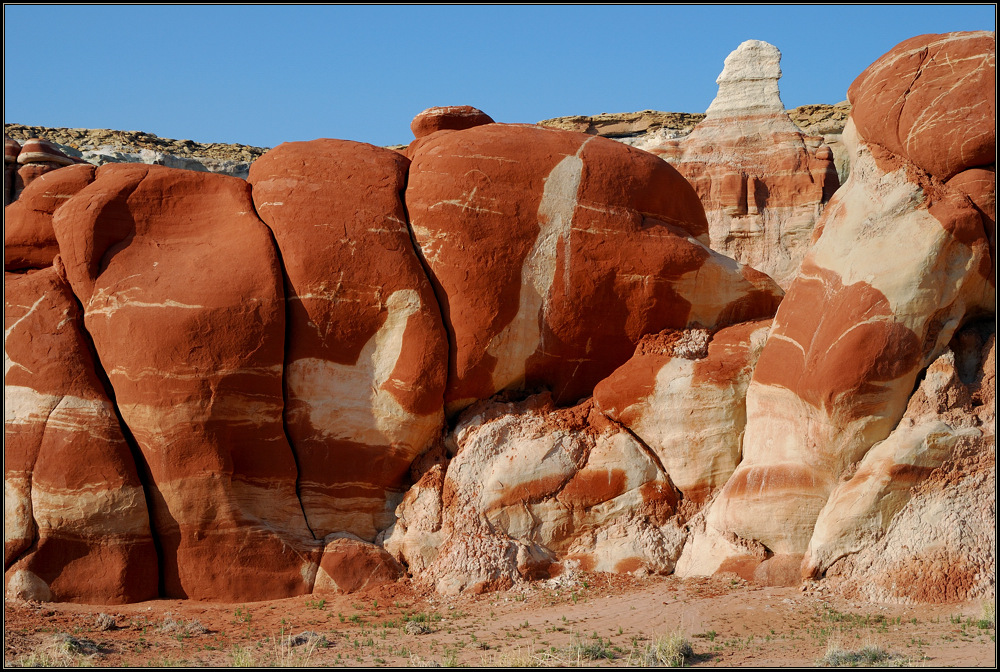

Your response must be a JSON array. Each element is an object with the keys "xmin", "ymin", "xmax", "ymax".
[
  {"xmin": 250, "ymin": 208, "xmax": 318, "ymax": 543},
  {"xmin": 51, "ymin": 268, "xmax": 166, "ymax": 598},
  {"xmin": 399, "ymin": 182, "xmax": 453, "ymax": 434}
]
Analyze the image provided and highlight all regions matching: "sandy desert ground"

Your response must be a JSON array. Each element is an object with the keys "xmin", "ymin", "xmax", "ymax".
[{"xmin": 4, "ymin": 573, "xmax": 995, "ymax": 668}]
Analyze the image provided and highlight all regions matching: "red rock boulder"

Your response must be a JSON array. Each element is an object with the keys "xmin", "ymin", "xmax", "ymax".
[
  {"xmin": 405, "ymin": 123, "xmax": 783, "ymax": 412},
  {"xmin": 4, "ymin": 264, "xmax": 158, "ymax": 603},
  {"xmin": 248, "ymin": 139, "xmax": 448, "ymax": 541},
  {"xmin": 4, "ymin": 164, "xmax": 96, "ymax": 270},
  {"xmin": 51, "ymin": 163, "xmax": 320, "ymax": 601},
  {"xmin": 410, "ymin": 106, "xmax": 494, "ymax": 139}
]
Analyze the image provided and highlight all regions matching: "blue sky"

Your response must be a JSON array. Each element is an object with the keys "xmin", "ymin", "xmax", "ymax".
[{"xmin": 4, "ymin": 5, "xmax": 995, "ymax": 148}]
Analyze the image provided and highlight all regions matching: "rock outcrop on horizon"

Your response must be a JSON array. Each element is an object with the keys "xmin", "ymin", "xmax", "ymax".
[
  {"xmin": 4, "ymin": 32, "xmax": 995, "ymax": 607},
  {"xmin": 4, "ymin": 125, "xmax": 266, "ymax": 185},
  {"xmin": 4, "ymin": 136, "xmax": 88, "ymax": 206}
]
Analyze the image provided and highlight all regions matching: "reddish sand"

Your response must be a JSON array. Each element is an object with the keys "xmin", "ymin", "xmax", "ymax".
[{"xmin": 4, "ymin": 573, "xmax": 995, "ymax": 667}]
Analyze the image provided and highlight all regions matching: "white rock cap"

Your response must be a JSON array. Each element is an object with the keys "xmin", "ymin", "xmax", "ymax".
[{"xmin": 704, "ymin": 39, "xmax": 796, "ymax": 125}]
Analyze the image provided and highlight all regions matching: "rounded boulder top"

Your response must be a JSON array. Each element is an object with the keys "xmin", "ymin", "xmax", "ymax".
[
  {"xmin": 410, "ymin": 105, "xmax": 495, "ymax": 139},
  {"xmin": 5, "ymin": 135, "xmax": 21, "ymax": 163},
  {"xmin": 16, "ymin": 138, "xmax": 76, "ymax": 166}
]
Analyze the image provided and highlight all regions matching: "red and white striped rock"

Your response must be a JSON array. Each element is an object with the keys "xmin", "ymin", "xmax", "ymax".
[
  {"xmin": 4, "ymin": 136, "xmax": 20, "ymax": 164},
  {"xmin": 644, "ymin": 40, "xmax": 839, "ymax": 288},
  {"xmin": 16, "ymin": 138, "xmax": 76, "ymax": 167},
  {"xmin": 248, "ymin": 139, "xmax": 448, "ymax": 541},
  {"xmin": 4, "ymin": 137, "xmax": 19, "ymax": 206},
  {"xmin": 594, "ymin": 320, "xmax": 771, "ymax": 503},
  {"xmin": 4, "ymin": 164, "xmax": 96, "ymax": 271},
  {"xmin": 51, "ymin": 163, "xmax": 320, "ymax": 601},
  {"xmin": 810, "ymin": 331, "xmax": 995, "ymax": 603},
  {"xmin": 804, "ymin": 328, "xmax": 994, "ymax": 582},
  {"xmin": 383, "ymin": 394, "xmax": 682, "ymax": 594},
  {"xmin": 406, "ymin": 123, "xmax": 783, "ymax": 413},
  {"xmin": 410, "ymin": 106, "xmax": 494, "ymax": 139},
  {"xmin": 694, "ymin": 32, "xmax": 995, "ymax": 584},
  {"xmin": 4, "ymin": 264, "xmax": 158, "ymax": 603}
]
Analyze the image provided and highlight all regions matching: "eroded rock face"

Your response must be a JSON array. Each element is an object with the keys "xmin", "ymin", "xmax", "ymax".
[
  {"xmin": 50, "ymin": 164, "xmax": 321, "ymax": 601},
  {"xmin": 406, "ymin": 123, "xmax": 782, "ymax": 413},
  {"xmin": 816, "ymin": 328, "xmax": 995, "ymax": 603},
  {"xmin": 383, "ymin": 394, "xmax": 684, "ymax": 594},
  {"xmin": 3, "ymin": 32, "xmax": 994, "ymax": 604},
  {"xmin": 643, "ymin": 40, "xmax": 840, "ymax": 288},
  {"xmin": 693, "ymin": 31, "xmax": 995, "ymax": 583},
  {"xmin": 248, "ymin": 139, "xmax": 448, "ymax": 541},
  {"xmin": 805, "ymin": 324, "xmax": 995, "ymax": 586},
  {"xmin": 594, "ymin": 321, "xmax": 771, "ymax": 503},
  {"xmin": 4, "ymin": 265, "xmax": 158, "ymax": 603}
]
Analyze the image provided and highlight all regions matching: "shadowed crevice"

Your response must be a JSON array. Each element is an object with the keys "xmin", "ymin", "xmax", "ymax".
[{"xmin": 246, "ymin": 184, "xmax": 318, "ymax": 544}]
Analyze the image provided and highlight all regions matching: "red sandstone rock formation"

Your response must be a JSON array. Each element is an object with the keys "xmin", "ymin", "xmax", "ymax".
[
  {"xmin": 383, "ymin": 394, "xmax": 683, "ymax": 594},
  {"xmin": 50, "ymin": 164, "xmax": 321, "ymax": 601},
  {"xmin": 2, "ymin": 33, "xmax": 994, "ymax": 605},
  {"xmin": 644, "ymin": 40, "xmax": 840, "ymax": 288},
  {"xmin": 685, "ymin": 31, "xmax": 995, "ymax": 588},
  {"xmin": 594, "ymin": 321, "xmax": 771, "ymax": 503},
  {"xmin": 4, "ymin": 264, "xmax": 158, "ymax": 603},
  {"xmin": 10, "ymin": 138, "xmax": 82, "ymax": 202},
  {"xmin": 406, "ymin": 123, "xmax": 782, "ymax": 413},
  {"xmin": 4, "ymin": 164, "xmax": 95, "ymax": 270},
  {"xmin": 805, "ymin": 323, "xmax": 995, "ymax": 601},
  {"xmin": 410, "ymin": 105, "xmax": 494, "ymax": 139},
  {"xmin": 248, "ymin": 139, "xmax": 448, "ymax": 542}
]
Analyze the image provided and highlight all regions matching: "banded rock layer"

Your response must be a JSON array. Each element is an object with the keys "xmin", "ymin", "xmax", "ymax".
[
  {"xmin": 644, "ymin": 40, "xmax": 841, "ymax": 288},
  {"xmin": 684, "ymin": 31, "xmax": 995, "ymax": 591}
]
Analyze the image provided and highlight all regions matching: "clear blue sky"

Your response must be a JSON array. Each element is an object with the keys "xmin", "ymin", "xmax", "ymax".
[{"xmin": 4, "ymin": 5, "xmax": 995, "ymax": 148}]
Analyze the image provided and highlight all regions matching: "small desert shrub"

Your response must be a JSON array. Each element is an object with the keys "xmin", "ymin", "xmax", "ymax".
[
  {"xmin": 158, "ymin": 613, "xmax": 209, "ymax": 636},
  {"xmin": 819, "ymin": 637, "xmax": 902, "ymax": 667},
  {"xmin": 10, "ymin": 634, "xmax": 101, "ymax": 667},
  {"xmin": 569, "ymin": 635, "xmax": 615, "ymax": 661},
  {"xmin": 640, "ymin": 631, "xmax": 693, "ymax": 667},
  {"xmin": 405, "ymin": 620, "xmax": 431, "ymax": 635},
  {"xmin": 978, "ymin": 600, "xmax": 996, "ymax": 630},
  {"xmin": 229, "ymin": 643, "xmax": 257, "ymax": 667},
  {"xmin": 483, "ymin": 646, "xmax": 538, "ymax": 667}
]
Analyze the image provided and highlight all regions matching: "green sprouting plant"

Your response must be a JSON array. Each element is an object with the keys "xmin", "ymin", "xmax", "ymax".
[
  {"xmin": 233, "ymin": 606, "xmax": 252, "ymax": 625},
  {"xmin": 570, "ymin": 635, "xmax": 616, "ymax": 661}
]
